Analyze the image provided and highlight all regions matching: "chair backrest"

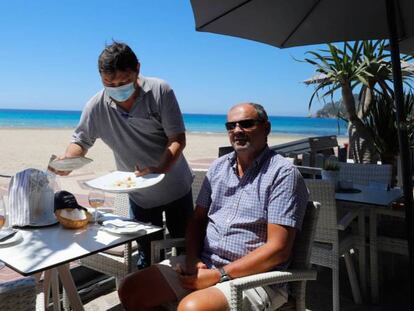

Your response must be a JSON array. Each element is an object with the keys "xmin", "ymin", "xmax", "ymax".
[
  {"xmin": 339, "ymin": 162, "xmax": 392, "ymax": 187},
  {"xmin": 290, "ymin": 201, "xmax": 320, "ymax": 269},
  {"xmin": 305, "ymin": 179, "xmax": 337, "ymax": 244},
  {"xmin": 113, "ymin": 193, "xmax": 130, "ymax": 217},
  {"xmin": 192, "ymin": 169, "xmax": 207, "ymax": 203}
]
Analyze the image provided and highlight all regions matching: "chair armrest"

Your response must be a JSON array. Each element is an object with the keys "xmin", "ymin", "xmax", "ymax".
[
  {"xmin": 337, "ymin": 209, "xmax": 361, "ymax": 231},
  {"xmin": 151, "ymin": 238, "xmax": 185, "ymax": 264},
  {"xmin": 229, "ymin": 269, "xmax": 317, "ymax": 311}
]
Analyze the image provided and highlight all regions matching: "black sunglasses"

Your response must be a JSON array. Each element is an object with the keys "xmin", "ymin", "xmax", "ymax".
[{"xmin": 225, "ymin": 119, "xmax": 263, "ymax": 131}]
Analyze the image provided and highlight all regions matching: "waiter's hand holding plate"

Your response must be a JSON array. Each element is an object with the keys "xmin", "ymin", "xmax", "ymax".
[{"xmin": 48, "ymin": 154, "xmax": 93, "ymax": 175}]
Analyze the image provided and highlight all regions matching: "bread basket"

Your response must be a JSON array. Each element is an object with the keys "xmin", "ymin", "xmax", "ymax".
[{"xmin": 55, "ymin": 209, "xmax": 92, "ymax": 229}]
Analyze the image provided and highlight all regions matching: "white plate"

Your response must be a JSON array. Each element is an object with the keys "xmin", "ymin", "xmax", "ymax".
[
  {"xmin": 48, "ymin": 157, "xmax": 93, "ymax": 171},
  {"xmin": 0, "ymin": 231, "xmax": 23, "ymax": 247},
  {"xmin": 85, "ymin": 171, "xmax": 165, "ymax": 193}
]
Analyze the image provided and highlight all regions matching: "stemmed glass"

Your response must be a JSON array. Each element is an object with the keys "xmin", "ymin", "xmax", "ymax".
[
  {"xmin": 88, "ymin": 189, "xmax": 105, "ymax": 224},
  {"xmin": 0, "ymin": 197, "xmax": 7, "ymax": 270}
]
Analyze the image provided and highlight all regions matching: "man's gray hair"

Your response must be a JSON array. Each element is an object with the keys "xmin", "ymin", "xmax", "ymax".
[{"xmin": 250, "ymin": 103, "xmax": 269, "ymax": 122}]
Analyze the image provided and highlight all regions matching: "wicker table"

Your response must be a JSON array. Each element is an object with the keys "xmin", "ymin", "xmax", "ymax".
[
  {"xmin": 336, "ymin": 185, "xmax": 403, "ymax": 303},
  {"xmin": 0, "ymin": 215, "xmax": 162, "ymax": 311}
]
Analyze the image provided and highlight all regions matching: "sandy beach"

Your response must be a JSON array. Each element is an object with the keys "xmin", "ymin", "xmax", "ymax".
[
  {"xmin": 0, "ymin": 128, "xmax": 347, "ymax": 176},
  {"xmin": 0, "ymin": 128, "xmax": 347, "ymax": 203}
]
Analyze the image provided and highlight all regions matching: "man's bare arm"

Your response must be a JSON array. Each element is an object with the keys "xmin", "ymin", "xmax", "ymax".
[
  {"xmin": 65, "ymin": 143, "xmax": 88, "ymax": 157},
  {"xmin": 178, "ymin": 222, "xmax": 296, "ymax": 290},
  {"xmin": 184, "ymin": 206, "xmax": 209, "ymax": 274}
]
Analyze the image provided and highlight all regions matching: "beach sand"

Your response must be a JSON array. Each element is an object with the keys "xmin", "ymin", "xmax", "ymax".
[
  {"xmin": 0, "ymin": 128, "xmax": 347, "ymax": 176},
  {"xmin": 0, "ymin": 128, "xmax": 346, "ymax": 199}
]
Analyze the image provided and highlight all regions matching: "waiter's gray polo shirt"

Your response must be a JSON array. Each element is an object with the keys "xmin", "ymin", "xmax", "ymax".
[{"xmin": 72, "ymin": 75, "xmax": 193, "ymax": 208}]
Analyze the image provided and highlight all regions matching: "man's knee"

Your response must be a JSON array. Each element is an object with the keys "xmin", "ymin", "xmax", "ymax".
[
  {"xmin": 119, "ymin": 266, "xmax": 178, "ymax": 310},
  {"xmin": 178, "ymin": 295, "xmax": 202, "ymax": 311},
  {"xmin": 177, "ymin": 289, "xmax": 228, "ymax": 311},
  {"xmin": 117, "ymin": 273, "xmax": 135, "ymax": 302}
]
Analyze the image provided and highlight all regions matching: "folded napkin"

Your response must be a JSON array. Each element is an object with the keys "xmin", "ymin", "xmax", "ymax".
[
  {"xmin": 8, "ymin": 169, "xmax": 56, "ymax": 226},
  {"xmin": 101, "ymin": 219, "xmax": 148, "ymax": 234}
]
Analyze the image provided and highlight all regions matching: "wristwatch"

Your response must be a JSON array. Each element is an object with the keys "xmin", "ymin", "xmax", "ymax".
[{"xmin": 218, "ymin": 267, "xmax": 232, "ymax": 283}]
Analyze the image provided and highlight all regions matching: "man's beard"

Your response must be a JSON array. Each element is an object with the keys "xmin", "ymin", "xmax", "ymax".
[{"xmin": 231, "ymin": 135, "xmax": 251, "ymax": 152}]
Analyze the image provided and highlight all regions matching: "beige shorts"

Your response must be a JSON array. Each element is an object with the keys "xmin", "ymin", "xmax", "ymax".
[{"xmin": 155, "ymin": 255, "xmax": 288, "ymax": 311}]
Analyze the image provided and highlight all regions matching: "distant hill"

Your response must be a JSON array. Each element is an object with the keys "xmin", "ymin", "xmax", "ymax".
[
  {"xmin": 314, "ymin": 96, "xmax": 358, "ymax": 119},
  {"xmin": 315, "ymin": 101, "xmax": 347, "ymax": 118}
]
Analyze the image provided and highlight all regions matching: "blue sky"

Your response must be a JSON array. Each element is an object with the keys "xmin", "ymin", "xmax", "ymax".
[{"xmin": 0, "ymin": 0, "xmax": 327, "ymax": 116}]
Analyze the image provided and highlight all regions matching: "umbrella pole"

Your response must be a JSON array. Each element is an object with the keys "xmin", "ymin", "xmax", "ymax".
[{"xmin": 386, "ymin": 0, "xmax": 414, "ymax": 306}]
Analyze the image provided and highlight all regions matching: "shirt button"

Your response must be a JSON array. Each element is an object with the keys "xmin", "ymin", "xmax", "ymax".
[{"xmin": 226, "ymin": 219, "xmax": 231, "ymax": 223}]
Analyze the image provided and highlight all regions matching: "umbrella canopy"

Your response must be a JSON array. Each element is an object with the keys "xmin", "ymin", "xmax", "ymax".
[
  {"xmin": 399, "ymin": 37, "xmax": 414, "ymax": 56},
  {"xmin": 191, "ymin": 0, "xmax": 414, "ymax": 48},
  {"xmin": 190, "ymin": 0, "xmax": 414, "ymax": 305}
]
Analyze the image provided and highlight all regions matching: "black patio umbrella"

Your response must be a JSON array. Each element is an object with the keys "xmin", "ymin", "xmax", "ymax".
[
  {"xmin": 399, "ymin": 37, "xmax": 414, "ymax": 56},
  {"xmin": 190, "ymin": 0, "xmax": 414, "ymax": 304}
]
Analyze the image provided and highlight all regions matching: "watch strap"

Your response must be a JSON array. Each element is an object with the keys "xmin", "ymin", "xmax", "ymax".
[{"xmin": 218, "ymin": 267, "xmax": 231, "ymax": 283}]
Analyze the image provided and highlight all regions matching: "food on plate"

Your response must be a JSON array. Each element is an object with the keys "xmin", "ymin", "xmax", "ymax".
[{"xmin": 113, "ymin": 175, "xmax": 137, "ymax": 188}]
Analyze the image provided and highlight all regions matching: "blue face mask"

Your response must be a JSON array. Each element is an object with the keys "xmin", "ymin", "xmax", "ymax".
[{"xmin": 105, "ymin": 82, "xmax": 136, "ymax": 102}]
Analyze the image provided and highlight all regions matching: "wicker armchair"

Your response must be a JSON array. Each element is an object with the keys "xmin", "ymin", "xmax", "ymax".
[
  {"xmin": 151, "ymin": 202, "xmax": 320, "ymax": 311},
  {"xmin": 191, "ymin": 169, "xmax": 208, "ymax": 203},
  {"xmin": 0, "ymin": 277, "xmax": 36, "ymax": 311},
  {"xmin": 305, "ymin": 179, "xmax": 363, "ymax": 311}
]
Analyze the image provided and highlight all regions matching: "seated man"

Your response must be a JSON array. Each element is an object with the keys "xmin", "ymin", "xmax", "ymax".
[{"xmin": 118, "ymin": 103, "xmax": 309, "ymax": 311}]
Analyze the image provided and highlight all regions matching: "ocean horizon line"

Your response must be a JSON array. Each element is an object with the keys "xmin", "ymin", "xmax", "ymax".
[
  {"xmin": 0, "ymin": 107, "xmax": 320, "ymax": 119},
  {"xmin": 0, "ymin": 108, "xmax": 348, "ymax": 137}
]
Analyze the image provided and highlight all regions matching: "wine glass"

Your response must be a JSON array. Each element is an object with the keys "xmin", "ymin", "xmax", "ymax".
[
  {"xmin": 88, "ymin": 189, "xmax": 105, "ymax": 224},
  {"xmin": 0, "ymin": 196, "xmax": 7, "ymax": 270}
]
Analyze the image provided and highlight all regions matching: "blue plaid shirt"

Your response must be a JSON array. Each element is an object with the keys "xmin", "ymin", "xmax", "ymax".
[{"xmin": 196, "ymin": 146, "xmax": 308, "ymax": 270}]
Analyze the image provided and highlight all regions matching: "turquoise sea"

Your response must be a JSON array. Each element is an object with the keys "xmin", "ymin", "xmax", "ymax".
[{"xmin": 0, "ymin": 109, "xmax": 348, "ymax": 136}]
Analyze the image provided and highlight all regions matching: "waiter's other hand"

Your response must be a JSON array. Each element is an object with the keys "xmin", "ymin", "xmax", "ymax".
[{"xmin": 134, "ymin": 165, "xmax": 161, "ymax": 177}]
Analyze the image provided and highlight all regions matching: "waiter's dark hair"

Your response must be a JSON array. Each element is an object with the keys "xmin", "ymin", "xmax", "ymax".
[{"xmin": 98, "ymin": 41, "xmax": 139, "ymax": 74}]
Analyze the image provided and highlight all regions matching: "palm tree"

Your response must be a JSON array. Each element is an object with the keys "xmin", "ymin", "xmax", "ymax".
[
  {"xmin": 362, "ymin": 92, "xmax": 414, "ymax": 184},
  {"xmin": 304, "ymin": 40, "xmax": 413, "ymax": 163}
]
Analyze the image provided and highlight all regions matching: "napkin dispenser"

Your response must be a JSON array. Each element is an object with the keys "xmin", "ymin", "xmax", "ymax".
[{"xmin": 8, "ymin": 168, "xmax": 57, "ymax": 226}]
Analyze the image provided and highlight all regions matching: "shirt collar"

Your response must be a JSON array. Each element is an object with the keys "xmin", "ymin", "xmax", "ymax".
[
  {"xmin": 137, "ymin": 75, "xmax": 150, "ymax": 94},
  {"xmin": 253, "ymin": 146, "xmax": 272, "ymax": 168}
]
